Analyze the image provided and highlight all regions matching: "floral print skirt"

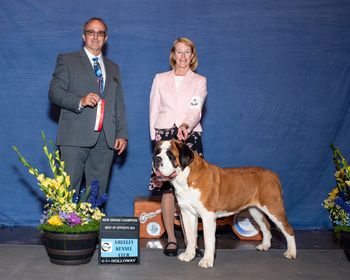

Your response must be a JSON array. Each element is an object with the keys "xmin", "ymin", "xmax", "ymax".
[{"xmin": 149, "ymin": 125, "xmax": 203, "ymax": 193}]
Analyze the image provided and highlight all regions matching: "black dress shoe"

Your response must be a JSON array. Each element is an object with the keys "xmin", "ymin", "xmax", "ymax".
[
  {"xmin": 195, "ymin": 248, "xmax": 203, "ymax": 258},
  {"xmin": 164, "ymin": 242, "xmax": 178, "ymax": 257}
]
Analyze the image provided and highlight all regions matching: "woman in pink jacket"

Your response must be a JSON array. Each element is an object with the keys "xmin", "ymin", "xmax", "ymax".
[{"xmin": 149, "ymin": 37, "xmax": 207, "ymax": 257}]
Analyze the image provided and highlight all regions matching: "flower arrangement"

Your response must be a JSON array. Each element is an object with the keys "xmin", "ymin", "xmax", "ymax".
[
  {"xmin": 323, "ymin": 145, "xmax": 350, "ymax": 233},
  {"xmin": 12, "ymin": 132, "xmax": 107, "ymax": 233}
]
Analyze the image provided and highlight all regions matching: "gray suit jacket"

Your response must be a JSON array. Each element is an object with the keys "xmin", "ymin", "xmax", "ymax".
[{"xmin": 49, "ymin": 50, "xmax": 128, "ymax": 148}]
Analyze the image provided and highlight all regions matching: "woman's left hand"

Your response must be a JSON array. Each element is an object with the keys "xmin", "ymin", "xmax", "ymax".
[{"xmin": 177, "ymin": 124, "xmax": 189, "ymax": 141}]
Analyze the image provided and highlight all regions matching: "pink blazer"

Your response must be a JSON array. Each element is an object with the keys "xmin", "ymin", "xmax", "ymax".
[{"xmin": 149, "ymin": 69, "xmax": 207, "ymax": 140}]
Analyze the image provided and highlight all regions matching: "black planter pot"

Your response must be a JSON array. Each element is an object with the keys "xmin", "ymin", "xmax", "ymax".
[
  {"xmin": 341, "ymin": 231, "xmax": 350, "ymax": 262},
  {"xmin": 43, "ymin": 231, "xmax": 98, "ymax": 265}
]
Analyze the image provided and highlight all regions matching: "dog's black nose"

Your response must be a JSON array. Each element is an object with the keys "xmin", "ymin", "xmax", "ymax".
[{"xmin": 153, "ymin": 156, "xmax": 162, "ymax": 168}]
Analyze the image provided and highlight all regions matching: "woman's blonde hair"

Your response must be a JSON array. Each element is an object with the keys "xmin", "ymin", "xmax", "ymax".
[{"xmin": 169, "ymin": 37, "xmax": 198, "ymax": 71}]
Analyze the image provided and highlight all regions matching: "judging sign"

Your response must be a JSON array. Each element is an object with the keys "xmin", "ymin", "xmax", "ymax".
[{"xmin": 99, "ymin": 216, "xmax": 140, "ymax": 264}]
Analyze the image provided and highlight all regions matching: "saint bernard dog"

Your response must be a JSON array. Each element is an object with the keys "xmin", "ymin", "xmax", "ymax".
[{"xmin": 152, "ymin": 140, "xmax": 296, "ymax": 268}]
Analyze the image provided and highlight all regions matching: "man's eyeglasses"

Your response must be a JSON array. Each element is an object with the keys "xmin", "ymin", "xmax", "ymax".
[{"xmin": 85, "ymin": 30, "xmax": 106, "ymax": 37}]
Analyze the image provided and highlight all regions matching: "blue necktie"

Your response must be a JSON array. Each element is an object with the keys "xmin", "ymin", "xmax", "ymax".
[{"xmin": 92, "ymin": 57, "xmax": 104, "ymax": 95}]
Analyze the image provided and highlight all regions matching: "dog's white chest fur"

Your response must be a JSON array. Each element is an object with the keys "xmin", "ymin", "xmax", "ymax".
[{"xmin": 172, "ymin": 167, "xmax": 206, "ymax": 217}]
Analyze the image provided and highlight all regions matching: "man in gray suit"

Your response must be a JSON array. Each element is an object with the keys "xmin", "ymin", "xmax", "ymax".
[{"xmin": 49, "ymin": 17, "xmax": 128, "ymax": 196}]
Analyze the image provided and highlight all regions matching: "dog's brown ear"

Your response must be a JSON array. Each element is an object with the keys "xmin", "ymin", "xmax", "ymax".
[
  {"xmin": 174, "ymin": 141, "xmax": 194, "ymax": 169},
  {"xmin": 153, "ymin": 140, "xmax": 162, "ymax": 157}
]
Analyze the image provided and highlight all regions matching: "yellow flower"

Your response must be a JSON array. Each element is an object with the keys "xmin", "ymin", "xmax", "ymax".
[
  {"xmin": 47, "ymin": 215, "xmax": 63, "ymax": 226},
  {"xmin": 328, "ymin": 187, "xmax": 339, "ymax": 200},
  {"xmin": 37, "ymin": 173, "xmax": 45, "ymax": 183},
  {"xmin": 40, "ymin": 177, "xmax": 51, "ymax": 188},
  {"xmin": 92, "ymin": 209, "xmax": 105, "ymax": 221},
  {"xmin": 57, "ymin": 175, "xmax": 64, "ymax": 184},
  {"xmin": 335, "ymin": 170, "xmax": 344, "ymax": 179},
  {"xmin": 65, "ymin": 175, "xmax": 70, "ymax": 187},
  {"xmin": 61, "ymin": 203, "xmax": 76, "ymax": 213},
  {"xmin": 50, "ymin": 179, "xmax": 60, "ymax": 190}
]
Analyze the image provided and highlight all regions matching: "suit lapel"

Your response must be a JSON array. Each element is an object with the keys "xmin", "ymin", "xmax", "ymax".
[
  {"xmin": 79, "ymin": 50, "xmax": 99, "ymax": 91},
  {"xmin": 166, "ymin": 70, "xmax": 177, "ymax": 97}
]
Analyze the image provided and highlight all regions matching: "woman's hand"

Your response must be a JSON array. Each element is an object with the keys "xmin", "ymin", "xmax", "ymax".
[{"xmin": 177, "ymin": 123, "xmax": 189, "ymax": 141}]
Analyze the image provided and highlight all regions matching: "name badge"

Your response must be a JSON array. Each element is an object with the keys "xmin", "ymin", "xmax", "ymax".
[{"xmin": 190, "ymin": 96, "xmax": 202, "ymax": 109}]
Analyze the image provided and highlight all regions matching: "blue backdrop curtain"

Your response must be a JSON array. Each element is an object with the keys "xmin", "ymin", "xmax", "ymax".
[{"xmin": 1, "ymin": 0, "xmax": 350, "ymax": 229}]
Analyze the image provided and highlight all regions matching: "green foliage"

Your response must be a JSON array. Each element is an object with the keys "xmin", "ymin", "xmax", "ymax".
[
  {"xmin": 37, "ymin": 220, "xmax": 100, "ymax": 233},
  {"xmin": 323, "ymin": 145, "xmax": 350, "ymax": 228}
]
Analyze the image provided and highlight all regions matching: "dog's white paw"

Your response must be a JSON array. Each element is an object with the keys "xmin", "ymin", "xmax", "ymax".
[
  {"xmin": 283, "ymin": 250, "xmax": 297, "ymax": 259},
  {"xmin": 178, "ymin": 251, "xmax": 195, "ymax": 262},
  {"xmin": 198, "ymin": 257, "xmax": 214, "ymax": 268},
  {"xmin": 256, "ymin": 243, "xmax": 270, "ymax": 251}
]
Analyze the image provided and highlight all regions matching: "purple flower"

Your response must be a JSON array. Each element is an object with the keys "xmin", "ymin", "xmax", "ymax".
[
  {"xmin": 59, "ymin": 211, "xmax": 68, "ymax": 220},
  {"xmin": 40, "ymin": 212, "xmax": 48, "ymax": 224},
  {"xmin": 67, "ymin": 212, "xmax": 81, "ymax": 226}
]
